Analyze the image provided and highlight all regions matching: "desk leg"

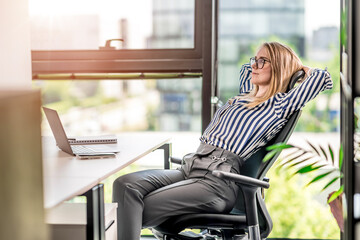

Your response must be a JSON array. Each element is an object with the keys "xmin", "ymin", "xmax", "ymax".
[
  {"xmin": 83, "ymin": 184, "xmax": 105, "ymax": 240},
  {"xmin": 158, "ymin": 143, "xmax": 172, "ymax": 169}
]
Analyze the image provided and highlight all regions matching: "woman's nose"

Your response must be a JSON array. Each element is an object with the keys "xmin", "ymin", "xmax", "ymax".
[{"xmin": 251, "ymin": 62, "xmax": 257, "ymax": 69}]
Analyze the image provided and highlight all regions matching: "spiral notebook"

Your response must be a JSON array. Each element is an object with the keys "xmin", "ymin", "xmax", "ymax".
[{"xmin": 42, "ymin": 107, "xmax": 120, "ymax": 156}]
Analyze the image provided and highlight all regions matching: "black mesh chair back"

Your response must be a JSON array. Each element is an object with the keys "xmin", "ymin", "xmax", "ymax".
[{"xmin": 242, "ymin": 69, "xmax": 305, "ymax": 179}]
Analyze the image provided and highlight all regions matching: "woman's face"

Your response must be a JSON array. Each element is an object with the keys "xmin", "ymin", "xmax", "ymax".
[{"xmin": 251, "ymin": 47, "xmax": 272, "ymax": 87}]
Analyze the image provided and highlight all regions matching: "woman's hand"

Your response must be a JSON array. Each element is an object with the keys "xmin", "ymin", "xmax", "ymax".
[{"xmin": 302, "ymin": 65, "xmax": 313, "ymax": 77}]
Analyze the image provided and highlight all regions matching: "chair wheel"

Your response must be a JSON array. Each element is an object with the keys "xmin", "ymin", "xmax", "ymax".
[
  {"xmin": 233, "ymin": 234, "xmax": 248, "ymax": 240},
  {"xmin": 205, "ymin": 233, "xmax": 247, "ymax": 240}
]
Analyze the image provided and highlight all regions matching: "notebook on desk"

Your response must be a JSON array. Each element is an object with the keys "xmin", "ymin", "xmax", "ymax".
[{"xmin": 43, "ymin": 107, "xmax": 120, "ymax": 156}]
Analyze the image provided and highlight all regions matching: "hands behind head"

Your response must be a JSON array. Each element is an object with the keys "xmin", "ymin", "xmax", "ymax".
[{"xmin": 302, "ymin": 66, "xmax": 312, "ymax": 76}]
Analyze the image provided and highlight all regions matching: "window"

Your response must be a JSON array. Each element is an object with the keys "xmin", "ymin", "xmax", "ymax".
[
  {"xmin": 36, "ymin": 77, "xmax": 203, "ymax": 136},
  {"xmin": 31, "ymin": 0, "xmax": 215, "ymax": 132},
  {"xmin": 29, "ymin": 0, "xmax": 195, "ymax": 50},
  {"xmin": 217, "ymin": 0, "xmax": 340, "ymax": 239}
]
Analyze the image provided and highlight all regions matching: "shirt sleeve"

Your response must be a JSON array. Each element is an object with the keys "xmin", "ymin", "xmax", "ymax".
[
  {"xmin": 238, "ymin": 63, "xmax": 253, "ymax": 94},
  {"xmin": 274, "ymin": 68, "xmax": 333, "ymax": 119}
]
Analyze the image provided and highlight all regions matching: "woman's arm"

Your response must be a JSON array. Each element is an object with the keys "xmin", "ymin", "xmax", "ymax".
[
  {"xmin": 274, "ymin": 67, "xmax": 333, "ymax": 118},
  {"xmin": 238, "ymin": 63, "xmax": 253, "ymax": 94}
]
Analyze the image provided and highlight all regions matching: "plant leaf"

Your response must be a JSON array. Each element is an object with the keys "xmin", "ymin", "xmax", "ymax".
[
  {"xmin": 307, "ymin": 140, "xmax": 321, "ymax": 156},
  {"xmin": 282, "ymin": 149, "xmax": 306, "ymax": 160},
  {"xmin": 328, "ymin": 185, "xmax": 344, "ymax": 203},
  {"xmin": 306, "ymin": 170, "xmax": 334, "ymax": 187},
  {"xmin": 328, "ymin": 144, "xmax": 335, "ymax": 165},
  {"xmin": 263, "ymin": 142, "xmax": 295, "ymax": 162},
  {"xmin": 294, "ymin": 164, "xmax": 315, "ymax": 174},
  {"xmin": 339, "ymin": 145, "xmax": 343, "ymax": 170},
  {"xmin": 322, "ymin": 176, "xmax": 340, "ymax": 191},
  {"xmin": 294, "ymin": 163, "xmax": 326, "ymax": 174},
  {"xmin": 319, "ymin": 145, "xmax": 329, "ymax": 161},
  {"xmin": 278, "ymin": 150, "xmax": 309, "ymax": 168},
  {"xmin": 279, "ymin": 153, "xmax": 302, "ymax": 168},
  {"xmin": 263, "ymin": 150, "xmax": 278, "ymax": 162},
  {"xmin": 287, "ymin": 156, "xmax": 316, "ymax": 169},
  {"xmin": 266, "ymin": 142, "xmax": 294, "ymax": 151}
]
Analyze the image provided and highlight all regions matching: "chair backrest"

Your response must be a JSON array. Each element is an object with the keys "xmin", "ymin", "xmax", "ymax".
[
  {"xmin": 232, "ymin": 69, "xmax": 305, "ymax": 212},
  {"xmin": 239, "ymin": 110, "xmax": 301, "ymax": 180}
]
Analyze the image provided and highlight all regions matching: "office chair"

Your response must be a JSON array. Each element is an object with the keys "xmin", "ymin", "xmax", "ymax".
[{"xmin": 153, "ymin": 70, "xmax": 305, "ymax": 240}]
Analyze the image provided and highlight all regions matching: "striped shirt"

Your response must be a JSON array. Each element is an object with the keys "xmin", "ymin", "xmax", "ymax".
[{"xmin": 200, "ymin": 63, "xmax": 333, "ymax": 160}]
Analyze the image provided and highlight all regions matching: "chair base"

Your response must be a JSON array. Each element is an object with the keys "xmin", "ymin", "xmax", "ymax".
[{"xmin": 160, "ymin": 229, "xmax": 249, "ymax": 240}]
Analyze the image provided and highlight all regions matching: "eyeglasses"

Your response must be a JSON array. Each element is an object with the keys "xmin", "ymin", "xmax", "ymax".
[{"xmin": 250, "ymin": 57, "xmax": 271, "ymax": 69}]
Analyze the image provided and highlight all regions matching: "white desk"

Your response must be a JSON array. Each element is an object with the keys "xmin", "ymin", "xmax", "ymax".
[{"xmin": 42, "ymin": 133, "xmax": 171, "ymax": 239}]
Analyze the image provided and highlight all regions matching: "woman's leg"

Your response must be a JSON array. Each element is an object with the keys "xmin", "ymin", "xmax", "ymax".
[
  {"xmin": 112, "ymin": 169, "xmax": 185, "ymax": 240},
  {"xmin": 142, "ymin": 176, "xmax": 237, "ymax": 228}
]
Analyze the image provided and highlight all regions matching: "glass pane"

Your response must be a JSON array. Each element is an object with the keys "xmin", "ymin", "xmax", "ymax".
[
  {"xmin": 218, "ymin": 0, "xmax": 340, "ymax": 133},
  {"xmin": 34, "ymin": 78, "xmax": 202, "ymax": 136},
  {"xmin": 29, "ymin": 0, "xmax": 195, "ymax": 50},
  {"xmin": 217, "ymin": 0, "xmax": 341, "ymax": 239}
]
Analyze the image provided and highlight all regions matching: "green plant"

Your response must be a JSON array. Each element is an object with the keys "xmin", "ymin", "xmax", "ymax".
[
  {"xmin": 264, "ymin": 142, "xmax": 343, "ymax": 203},
  {"xmin": 264, "ymin": 141, "xmax": 345, "ymax": 232},
  {"xmin": 265, "ymin": 165, "xmax": 340, "ymax": 238}
]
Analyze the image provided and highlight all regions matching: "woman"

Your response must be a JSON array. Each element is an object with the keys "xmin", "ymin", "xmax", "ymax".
[{"xmin": 112, "ymin": 42, "xmax": 333, "ymax": 240}]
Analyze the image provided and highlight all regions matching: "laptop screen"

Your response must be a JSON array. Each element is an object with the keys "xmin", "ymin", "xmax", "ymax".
[{"xmin": 43, "ymin": 107, "xmax": 74, "ymax": 155}]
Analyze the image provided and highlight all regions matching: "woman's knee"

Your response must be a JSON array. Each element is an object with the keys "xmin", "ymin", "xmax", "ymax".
[
  {"xmin": 112, "ymin": 171, "xmax": 144, "ymax": 197},
  {"xmin": 112, "ymin": 169, "xmax": 169, "ymax": 197},
  {"xmin": 113, "ymin": 169, "xmax": 186, "ymax": 204}
]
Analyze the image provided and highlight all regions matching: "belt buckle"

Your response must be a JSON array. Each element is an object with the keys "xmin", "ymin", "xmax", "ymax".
[{"xmin": 211, "ymin": 155, "xmax": 227, "ymax": 162}]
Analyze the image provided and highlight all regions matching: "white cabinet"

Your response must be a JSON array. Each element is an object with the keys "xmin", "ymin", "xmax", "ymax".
[{"xmin": 46, "ymin": 202, "xmax": 117, "ymax": 240}]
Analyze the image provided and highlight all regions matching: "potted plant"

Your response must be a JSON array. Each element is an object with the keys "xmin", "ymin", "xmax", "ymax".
[{"xmin": 264, "ymin": 141, "xmax": 344, "ymax": 231}]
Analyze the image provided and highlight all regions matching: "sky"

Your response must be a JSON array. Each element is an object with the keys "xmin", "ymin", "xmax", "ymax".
[
  {"xmin": 304, "ymin": 0, "xmax": 340, "ymax": 37},
  {"xmin": 28, "ymin": 0, "xmax": 341, "ymax": 45},
  {"xmin": 28, "ymin": 0, "xmax": 153, "ymax": 48}
]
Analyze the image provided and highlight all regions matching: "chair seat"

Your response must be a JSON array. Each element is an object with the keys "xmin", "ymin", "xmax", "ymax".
[{"xmin": 155, "ymin": 213, "xmax": 247, "ymax": 234}]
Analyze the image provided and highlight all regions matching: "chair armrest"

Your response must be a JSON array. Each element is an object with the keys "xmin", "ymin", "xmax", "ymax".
[
  {"xmin": 212, "ymin": 170, "xmax": 270, "ymax": 189},
  {"xmin": 170, "ymin": 157, "xmax": 182, "ymax": 165},
  {"xmin": 213, "ymin": 170, "xmax": 269, "ymax": 228}
]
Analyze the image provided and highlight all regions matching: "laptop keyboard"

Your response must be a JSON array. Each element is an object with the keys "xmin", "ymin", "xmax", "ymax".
[{"xmin": 71, "ymin": 145, "xmax": 95, "ymax": 154}]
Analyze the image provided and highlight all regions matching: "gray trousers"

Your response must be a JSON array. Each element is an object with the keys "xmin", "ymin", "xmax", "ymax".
[{"xmin": 112, "ymin": 143, "xmax": 243, "ymax": 240}]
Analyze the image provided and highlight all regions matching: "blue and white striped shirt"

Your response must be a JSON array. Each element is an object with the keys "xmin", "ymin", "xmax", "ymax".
[{"xmin": 200, "ymin": 63, "xmax": 333, "ymax": 160}]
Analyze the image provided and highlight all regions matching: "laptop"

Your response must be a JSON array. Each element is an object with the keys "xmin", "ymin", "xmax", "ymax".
[{"xmin": 43, "ymin": 107, "xmax": 120, "ymax": 156}]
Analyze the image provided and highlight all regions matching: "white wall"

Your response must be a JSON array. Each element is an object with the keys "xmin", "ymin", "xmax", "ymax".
[{"xmin": 0, "ymin": 0, "xmax": 32, "ymax": 90}]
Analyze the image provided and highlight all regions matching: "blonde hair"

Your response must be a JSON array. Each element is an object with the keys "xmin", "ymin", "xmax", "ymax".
[{"xmin": 245, "ymin": 42, "xmax": 303, "ymax": 108}]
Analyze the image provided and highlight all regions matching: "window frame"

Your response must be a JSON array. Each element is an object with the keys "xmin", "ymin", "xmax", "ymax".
[{"xmin": 31, "ymin": 0, "xmax": 202, "ymax": 74}]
